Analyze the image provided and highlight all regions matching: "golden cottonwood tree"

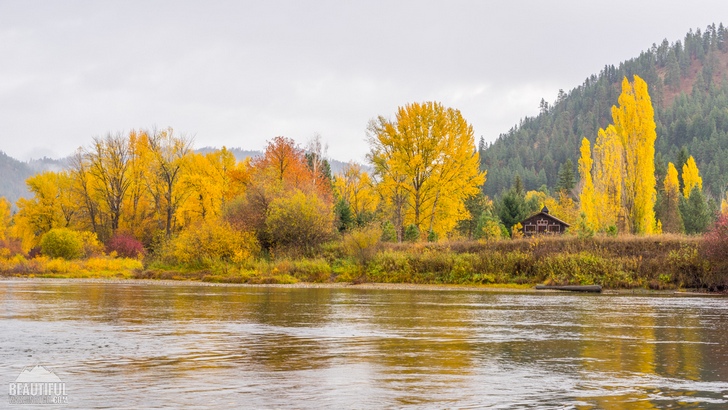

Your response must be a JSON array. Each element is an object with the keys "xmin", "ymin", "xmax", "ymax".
[
  {"xmin": 178, "ymin": 147, "xmax": 243, "ymax": 226},
  {"xmin": 578, "ymin": 138, "xmax": 598, "ymax": 231},
  {"xmin": 661, "ymin": 162, "xmax": 684, "ymax": 233},
  {"xmin": 144, "ymin": 128, "xmax": 193, "ymax": 238},
  {"xmin": 608, "ymin": 75, "xmax": 657, "ymax": 234},
  {"xmin": 592, "ymin": 125, "xmax": 623, "ymax": 230},
  {"xmin": 334, "ymin": 163, "xmax": 379, "ymax": 223},
  {"xmin": 681, "ymin": 156, "xmax": 702, "ymax": 198},
  {"xmin": 0, "ymin": 197, "xmax": 11, "ymax": 241},
  {"xmin": 86, "ymin": 133, "xmax": 132, "ymax": 234},
  {"xmin": 13, "ymin": 172, "xmax": 77, "ymax": 252},
  {"xmin": 367, "ymin": 101, "xmax": 485, "ymax": 239}
]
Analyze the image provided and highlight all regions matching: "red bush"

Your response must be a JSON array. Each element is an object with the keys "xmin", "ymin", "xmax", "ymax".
[
  {"xmin": 702, "ymin": 213, "xmax": 728, "ymax": 261},
  {"xmin": 106, "ymin": 232, "xmax": 146, "ymax": 259},
  {"xmin": 700, "ymin": 213, "xmax": 728, "ymax": 290}
]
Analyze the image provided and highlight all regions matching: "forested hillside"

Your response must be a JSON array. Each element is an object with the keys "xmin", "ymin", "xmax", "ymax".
[
  {"xmin": 0, "ymin": 152, "xmax": 67, "ymax": 207},
  {"xmin": 481, "ymin": 23, "xmax": 728, "ymax": 199}
]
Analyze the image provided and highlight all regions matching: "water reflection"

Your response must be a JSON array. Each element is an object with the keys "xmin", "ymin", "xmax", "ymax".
[{"xmin": 0, "ymin": 281, "xmax": 727, "ymax": 408}]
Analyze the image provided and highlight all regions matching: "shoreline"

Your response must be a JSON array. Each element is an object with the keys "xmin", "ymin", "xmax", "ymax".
[{"xmin": 0, "ymin": 276, "xmax": 710, "ymax": 295}]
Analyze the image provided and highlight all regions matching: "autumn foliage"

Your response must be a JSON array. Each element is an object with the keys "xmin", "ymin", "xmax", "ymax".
[{"xmin": 579, "ymin": 76, "xmax": 657, "ymax": 234}]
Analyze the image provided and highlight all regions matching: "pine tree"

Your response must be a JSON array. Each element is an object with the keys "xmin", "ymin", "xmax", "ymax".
[{"xmin": 557, "ymin": 159, "xmax": 575, "ymax": 192}]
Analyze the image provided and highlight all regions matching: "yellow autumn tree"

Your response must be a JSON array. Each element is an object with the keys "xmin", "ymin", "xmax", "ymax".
[
  {"xmin": 578, "ymin": 138, "xmax": 598, "ymax": 231},
  {"xmin": 661, "ymin": 162, "xmax": 684, "ymax": 233},
  {"xmin": 609, "ymin": 75, "xmax": 657, "ymax": 234},
  {"xmin": 592, "ymin": 125, "xmax": 623, "ymax": 230},
  {"xmin": 334, "ymin": 162, "xmax": 379, "ymax": 224},
  {"xmin": 13, "ymin": 172, "xmax": 77, "ymax": 252},
  {"xmin": 144, "ymin": 127, "xmax": 193, "ymax": 238},
  {"xmin": 0, "ymin": 197, "xmax": 11, "ymax": 242},
  {"xmin": 681, "ymin": 156, "xmax": 702, "ymax": 198},
  {"xmin": 721, "ymin": 191, "xmax": 728, "ymax": 215},
  {"xmin": 367, "ymin": 101, "xmax": 485, "ymax": 239},
  {"xmin": 179, "ymin": 148, "xmax": 238, "ymax": 225}
]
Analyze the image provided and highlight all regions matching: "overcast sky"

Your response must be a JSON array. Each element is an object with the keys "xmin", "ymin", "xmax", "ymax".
[{"xmin": 2, "ymin": 1, "xmax": 728, "ymax": 163}]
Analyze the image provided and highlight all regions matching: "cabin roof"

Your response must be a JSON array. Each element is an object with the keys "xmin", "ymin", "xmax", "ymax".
[{"xmin": 520, "ymin": 211, "xmax": 571, "ymax": 227}]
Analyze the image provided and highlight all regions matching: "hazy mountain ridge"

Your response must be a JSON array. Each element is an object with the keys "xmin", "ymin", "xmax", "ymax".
[
  {"xmin": 0, "ymin": 152, "xmax": 68, "ymax": 207},
  {"xmin": 0, "ymin": 147, "xmax": 359, "ymax": 206}
]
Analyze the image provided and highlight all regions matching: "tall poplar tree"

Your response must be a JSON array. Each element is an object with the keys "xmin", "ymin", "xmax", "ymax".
[
  {"xmin": 578, "ymin": 138, "xmax": 597, "ymax": 231},
  {"xmin": 593, "ymin": 125, "xmax": 623, "ymax": 230},
  {"xmin": 661, "ymin": 162, "xmax": 684, "ymax": 233},
  {"xmin": 611, "ymin": 75, "xmax": 657, "ymax": 234},
  {"xmin": 682, "ymin": 156, "xmax": 702, "ymax": 198}
]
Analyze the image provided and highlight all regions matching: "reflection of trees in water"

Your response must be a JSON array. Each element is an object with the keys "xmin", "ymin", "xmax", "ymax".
[
  {"xmin": 364, "ymin": 290, "xmax": 476, "ymax": 405},
  {"xmin": 578, "ymin": 300, "xmax": 711, "ymax": 409}
]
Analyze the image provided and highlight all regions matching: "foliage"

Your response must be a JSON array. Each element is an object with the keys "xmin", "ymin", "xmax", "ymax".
[
  {"xmin": 592, "ymin": 125, "xmax": 623, "ymax": 229},
  {"xmin": 266, "ymin": 190, "xmax": 335, "ymax": 255},
  {"xmin": 334, "ymin": 198, "xmax": 354, "ymax": 233},
  {"xmin": 381, "ymin": 221, "xmax": 397, "ymax": 242},
  {"xmin": 681, "ymin": 156, "xmax": 703, "ymax": 198},
  {"xmin": 343, "ymin": 226, "xmax": 382, "ymax": 265},
  {"xmin": 680, "ymin": 186, "xmax": 710, "ymax": 234},
  {"xmin": 40, "ymin": 228, "xmax": 86, "ymax": 260},
  {"xmin": 556, "ymin": 159, "xmax": 575, "ymax": 192},
  {"xmin": 333, "ymin": 162, "xmax": 378, "ymax": 226},
  {"xmin": 0, "ymin": 197, "xmax": 10, "ymax": 241},
  {"xmin": 0, "ymin": 255, "xmax": 143, "ymax": 277},
  {"xmin": 701, "ymin": 213, "xmax": 728, "ymax": 289},
  {"xmin": 481, "ymin": 24, "xmax": 728, "ymax": 203},
  {"xmin": 659, "ymin": 162, "xmax": 684, "ymax": 233},
  {"xmin": 160, "ymin": 220, "xmax": 259, "ymax": 267},
  {"xmin": 578, "ymin": 138, "xmax": 598, "ymax": 231},
  {"xmin": 404, "ymin": 224, "xmax": 420, "ymax": 243},
  {"xmin": 427, "ymin": 229, "xmax": 438, "ymax": 242},
  {"xmin": 497, "ymin": 185, "xmax": 528, "ymax": 234},
  {"xmin": 474, "ymin": 213, "xmax": 508, "ymax": 241},
  {"xmin": 106, "ymin": 232, "xmax": 146, "ymax": 259},
  {"xmin": 368, "ymin": 101, "xmax": 485, "ymax": 239},
  {"xmin": 612, "ymin": 76, "xmax": 658, "ymax": 234},
  {"xmin": 511, "ymin": 222, "xmax": 523, "ymax": 239}
]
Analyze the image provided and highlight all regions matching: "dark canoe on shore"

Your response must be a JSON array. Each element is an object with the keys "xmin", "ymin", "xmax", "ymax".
[{"xmin": 535, "ymin": 285, "xmax": 602, "ymax": 293}]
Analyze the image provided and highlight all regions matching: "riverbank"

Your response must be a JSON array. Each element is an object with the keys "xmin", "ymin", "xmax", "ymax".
[
  {"xmin": 0, "ymin": 276, "xmax": 702, "ymax": 295},
  {"xmin": 1, "ymin": 235, "xmax": 722, "ymax": 290}
]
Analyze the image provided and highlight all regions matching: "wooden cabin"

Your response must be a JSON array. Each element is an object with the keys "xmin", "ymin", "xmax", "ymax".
[{"xmin": 520, "ymin": 206, "xmax": 570, "ymax": 236}]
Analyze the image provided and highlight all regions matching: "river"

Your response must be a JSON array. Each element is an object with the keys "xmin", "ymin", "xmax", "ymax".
[{"xmin": 1, "ymin": 280, "xmax": 727, "ymax": 408}]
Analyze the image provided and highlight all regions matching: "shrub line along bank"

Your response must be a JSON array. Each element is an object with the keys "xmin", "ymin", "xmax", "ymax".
[{"xmin": 2, "ymin": 235, "xmax": 722, "ymax": 291}]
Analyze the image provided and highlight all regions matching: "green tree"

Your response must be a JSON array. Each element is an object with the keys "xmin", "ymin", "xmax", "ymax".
[
  {"xmin": 334, "ymin": 198, "xmax": 354, "ymax": 233},
  {"xmin": 404, "ymin": 224, "xmax": 420, "ymax": 242},
  {"xmin": 497, "ymin": 187, "xmax": 528, "ymax": 235},
  {"xmin": 557, "ymin": 159, "xmax": 575, "ymax": 192},
  {"xmin": 680, "ymin": 185, "xmax": 710, "ymax": 234}
]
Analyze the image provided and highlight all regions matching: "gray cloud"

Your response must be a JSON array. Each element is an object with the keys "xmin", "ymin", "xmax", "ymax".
[{"xmin": 2, "ymin": 0, "xmax": 728, "ymax": 162}]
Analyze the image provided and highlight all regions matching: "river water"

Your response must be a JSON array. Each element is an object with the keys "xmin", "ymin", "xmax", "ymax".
[{"xmin": 1, "ymin": 280, "xmax": 727, "ymax": 409}]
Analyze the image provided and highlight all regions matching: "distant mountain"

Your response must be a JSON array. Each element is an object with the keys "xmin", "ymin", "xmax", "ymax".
[
  {"xmin": 481, "ymin": 23, "xmax": 728, "ymax": 199},
  {"xmin": 0, "ymin": 152, "xmax": 68, "ymax": 207},
  {"xmin": 196, "ymin": 146, "xmax": 359, "ymax": 175},
  {"xmin": 0, "ymin": 147, "xmax": 363, "ymax": 207}
]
